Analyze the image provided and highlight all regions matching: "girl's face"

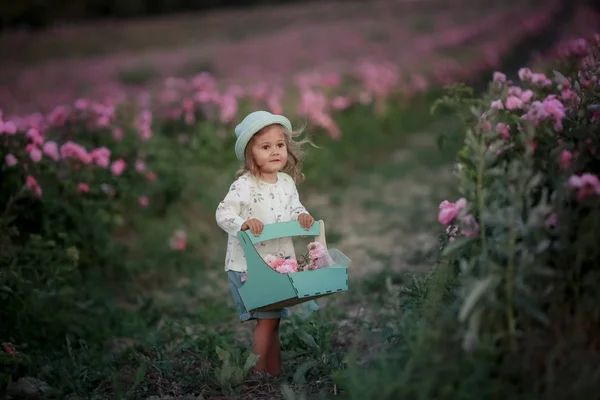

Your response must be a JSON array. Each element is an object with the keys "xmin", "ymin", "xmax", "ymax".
[{"xmin": 250, "ymin": 124, "xmax": 288, "ymax": 176}]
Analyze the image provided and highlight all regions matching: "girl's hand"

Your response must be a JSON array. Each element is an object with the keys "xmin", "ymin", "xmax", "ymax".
[
  {"xmin": 241, "ymin": 218, "xmax": 264, "ymax": 236},
  {"xmin": 298, "ymin": 213, "xmax": 315, "ymax": 230}
]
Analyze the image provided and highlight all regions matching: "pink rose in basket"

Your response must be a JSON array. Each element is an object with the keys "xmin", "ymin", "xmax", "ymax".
[
  {"xmin": 264, "ymin": 254, "xmax": 298, "ymax": 274},
  {"xmin": 308, "ymin": 242, "xmax": 334, "ymax": 269},
  {"xmin": 264, "ymin": 254, "xmax": 280, "ymax": 268},
  {"xmin": 275, "ymin": 259, "xmax": 299, "ymax": 274}
]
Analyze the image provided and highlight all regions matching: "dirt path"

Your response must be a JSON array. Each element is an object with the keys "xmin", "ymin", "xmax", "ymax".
[{"xmin": 303, "ymin": 132, "xmax": 456, "ymax": 279}]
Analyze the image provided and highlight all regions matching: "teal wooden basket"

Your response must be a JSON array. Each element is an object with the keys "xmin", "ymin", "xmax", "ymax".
[{"xmin": 237, "ymin": 220, "xmax": 350, "ymax": 312}]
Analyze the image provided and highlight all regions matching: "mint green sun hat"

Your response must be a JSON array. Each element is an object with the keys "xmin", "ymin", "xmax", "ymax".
[{"xmin": 234, "ymin": 110, "xmax": 293, "ymax": 161}]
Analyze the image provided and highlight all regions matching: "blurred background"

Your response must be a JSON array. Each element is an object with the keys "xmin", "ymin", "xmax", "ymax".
[
  {"xmin": 2, "ymin": 0, "xmax": 598, "ymax": 115},
  {"xmin": 1, "ymin": 0, "xmax": 599, "ymax": 399}
]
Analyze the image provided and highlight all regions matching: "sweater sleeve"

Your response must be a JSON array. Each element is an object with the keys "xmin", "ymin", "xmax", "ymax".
[
  {"xmin": 216, "ymin": 178, "xmax": 249, "ymax": 236},
  {"xmin": 287, "ymin": 176, "xmax": 309, "ymax": 221}
]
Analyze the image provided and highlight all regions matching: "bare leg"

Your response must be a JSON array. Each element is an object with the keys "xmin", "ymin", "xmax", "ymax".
[
  {"xmin": 252, "ymin": 319, "xmax": 278, "ymax": 373},
  {"xmin": 266, "ymin": 319, "xmax": 282, "ymax": 377}
]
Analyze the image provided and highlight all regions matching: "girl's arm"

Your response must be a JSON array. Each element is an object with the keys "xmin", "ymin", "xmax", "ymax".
[{"xmin": 216, "ymin": 179, "xmax": 249, "ymax": 236}]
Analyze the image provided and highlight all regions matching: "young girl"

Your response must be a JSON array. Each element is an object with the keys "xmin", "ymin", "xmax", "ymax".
[{"xmin": 215, "ymin": 110, "xmax": 315, "ymax": 377}]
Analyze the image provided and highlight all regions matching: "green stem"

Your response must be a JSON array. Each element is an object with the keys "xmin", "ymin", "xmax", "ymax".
[
  {"xmin": 476, "ymin": 132, "xmax": 487, "ymax": 255},
  {"xmin": 505, "ymin": 146, "xmax": 530, "ymax": 351},
  {"xmin": 505, "ymin": 220, "xmax": 517, "ymax": 351}
]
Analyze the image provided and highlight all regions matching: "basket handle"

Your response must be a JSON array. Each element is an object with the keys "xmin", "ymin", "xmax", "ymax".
[{"xmin": 237, "ymin": 219, "xmax": 326, "ymax": 246}]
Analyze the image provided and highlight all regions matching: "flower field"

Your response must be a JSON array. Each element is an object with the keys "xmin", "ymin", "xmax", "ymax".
[
  {"xmin": 2, "ymin": 0, "xmax": 600, "ymax": 398},
  {"xmin": 0, "ymin": 0, "xmax": 560, "ymax": 116}
]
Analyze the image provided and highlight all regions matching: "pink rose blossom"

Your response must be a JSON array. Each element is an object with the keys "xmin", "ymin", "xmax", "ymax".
[
  {"xmin": 29, "ymin": 148, "xmax": 42, "ymax": 163},
  {"xmin": 271, "ymin": 257, "xmax": 286, "ymax": 269},
  {"xmin": 491, "ymin": 100, "xmax": 504, "ymax": 110},
  {"xmin": 146, "ymin": 171, "xmax": 157, "ymax": 181},
  {"xmin": 275, "ymin": 259, "xmax": 299, "ymax": 274},
  {"xmin": 264, "ymin": 254, "xmax": 301, "ymax": 273},
  {"xmin": 43, "ymin": 141, "xmax": 60, "ymax": 161},
  {"xmin": 507, "ymin": 86, "xmax": 522, "ymax": 96},
  {"xmin": 505, "ymin": 95, "xmax": 524, "ymax": 110},
  {"xmin": 5, "ymin": 154, "xmax": 17, "ymax": 166},
  {"xmin": 493, "ymin": 72, "xmax": 506, "ymax": 83},
  {"xmin": 25, "ymin": 175, "xmax": 42, "ymax": 197},
  {"xmin": 478, "ymin": 120, "xmax": 492, "ymax": 132},
  {"xmin": 543, "ymin": 97, "xmax": 566, "ymax": 131},
  {"xmin": 139, "ymin": 196, "xmax": 149, "ymax": 207},
  {"xmin": 137, "ymin": 110, "xmax": 153, "ymax": 140},
  {"xmin": 332, "ymin": 96, "xmax": 351, "ymax": 110},
  {"xmin": 61, "ymin": 141, "xmax": 92, "ymax": 164},
  {"xmin": 496, "ymin": 122, "xmax": 510, "ymax": 141},
  {"xmin": 518, "ymin": 68, "xmax": 532, "ymax": 81},
  {"xmin": 460, "ymin": 214, "xmax": 479, "ymax": 238},
  {"xmin": 218, "ymin": 93, "xmax": 238, "ymax": 124},
  {"xmin": 110, "ymin": 159, "xmax": 126, "ymax": 176},
  {"xmin": 77, "ymin": 183, "xmax": 89, "ymax": 193},
  {"xmin": 2, "ymin": 121, "xmax": 17, "ymax": 135},
  {"xmin": 522, "ymin": 97, "xmax": 566, "ymax": 131},
  {"xmin": 531, "ymin": 73, "xmax": 552, "ymax": 87},
  {"xmin": 169, "ymin": 230, "xmax": 187, "ymax": 251},
  {"xmin": 75, "ymin": 99, "xmax": 89, "ymax": 110},
  {"xmin": 112, "ymin": 128, "xmax": 124, "ymax": 141},
  {"xmin": 264, "ymin": 254, "xmax": 278, "ymax": 267},
  {"xmin": 559, "ymin": 150, "xmax": 573, "ymax": 169},
  {"xmin": 90, "ymin": 147, "xmax": 111, "ymax": 168},
  {"xmin": 26, "ymin": 128, "xmax": 43, "ymax": 146},
  {"xmin": 47, "ymin": 105, "xmax": 68, "ymax": 126},
  {"xmin": 546, "ymin": 213, "xmax": 559, "ymax": 229},
  {"xmin": 520, "ymin": 90, "xmax": 534, "ymax": 103},
  {"xmin": 267, "ymin": 87, "xmax": 284, "ymax": 115},
  {"xmin": 567, "ymin": 173, "xmax": 600, "ymax": 201},
  {"xmin": 560, "ymin": 89, "xmax": 580, "ymax": 109},
  {"xmin": 307, "ymin": 241, "xmax": 334, "ymax": 268},
  {"xmin": 135, "ymin": 160, "xmax": 146, "ymax": 173},
  {"xmin": 438, "ymin": 198, "xmax": 467, "ymax": 225}
]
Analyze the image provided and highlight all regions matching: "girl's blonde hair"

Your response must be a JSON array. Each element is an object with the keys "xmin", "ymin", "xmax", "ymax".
[{"xmin": 235, "ymin": 122, "xmax": 317, "ymax": 183}]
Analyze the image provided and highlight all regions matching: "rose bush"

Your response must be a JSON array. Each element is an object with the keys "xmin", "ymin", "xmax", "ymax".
[{"xmin": 432, "ymin": 33, "xmax": 600, "ymax": 394}]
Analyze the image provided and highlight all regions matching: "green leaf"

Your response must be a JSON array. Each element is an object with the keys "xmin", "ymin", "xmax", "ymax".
[
  {"xmin": 535, "ymin": 239, "xmax": 550, "ymax": 254},
  {"xmin": 215, "ymin": 346, "xmax": 230, "ymax": 363},
  {"xmin": 219, "ymin": 360, "xmax": 233, "ymax": 385},
  {"xmin": 526, "ymin": 173, "xmax": 544, "ymax": 192},
  {"xmin": 133, "ymin": 363, "xmax": 147, "ymax": 386},
  {"xmin": 459, "ymin": 276, "xmax": 499, "ymax": 322},
  {"xmin": 470, "ymin": 106, "xmax": 482, "ymax": 117},
  {"xmin": 233, "ymin": 365, "xmax": 244, "ymax": 384},
  {"xmin": 293, "ymin": 360, "xmax": 319, "ymax": 384},
  {"xmin": 243, "ymin": 351, "xmax": 260, "ymax": 372},
  {"xmin": 553, "ymin": 70, "xmax": 568, "ymax": 84},
  {"xmin": 295, "ymin": 331, "xmax": 320, "ymax": 350},
  {"xmin": 1, "ymin": 286, "xmax": 13, "ymax": 293},
  {"xmin": 281, "ymin": 383, "xmax": 298, "ymax": 400},
  {"xmin": 462, "ymin": 307, "xmax": 483, "ymax": 352}
]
